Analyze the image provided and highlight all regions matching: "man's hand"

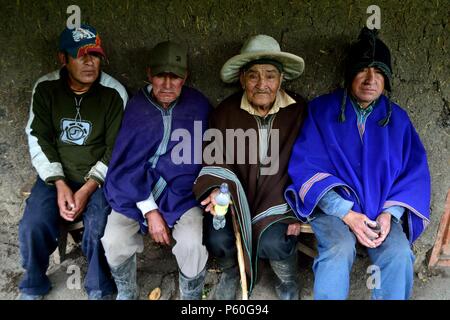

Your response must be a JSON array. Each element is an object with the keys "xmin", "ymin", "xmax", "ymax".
[
  {"xmin": 55, "ymin": 179, "xmax": 76, "ymax": 221},
  {"xmin": 200, "ymin": 188, "xmax": 220, "ymax": 216},
  {"xmin": 342, "ymin": 210, "xmax": 380, "ymax": 248},
  {"xmin": 145, "ymin": 209, "xmax": 172, "ymax": 246},
  {"xmin": 56, "ymin": 179, "xmax": 98, "ymax": 221},
  {"xmin": 286, "ymin": 222, "xmax": 302, "ymax": 236},
  {"xmin": 373, "ymin": 212, "xmax": 392, "ymax": 247},
  {"xmin": 70, "ymin": 179, "xmax": 99, "ymax": 221}
]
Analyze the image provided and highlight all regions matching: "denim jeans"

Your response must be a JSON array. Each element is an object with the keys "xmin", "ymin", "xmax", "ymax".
[
  {"xmin": 309, "ymin": 210, "xmax": 414, "ymax": 300},
  {"xmin": 18, "ymin": 177, "xmax": 115, "ymax": 297}
]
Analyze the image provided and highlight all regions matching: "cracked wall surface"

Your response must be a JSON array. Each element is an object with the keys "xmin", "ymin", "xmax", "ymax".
[{"xmin": 0, "ymin": 0, "xmax": 448, "ymax": 266}]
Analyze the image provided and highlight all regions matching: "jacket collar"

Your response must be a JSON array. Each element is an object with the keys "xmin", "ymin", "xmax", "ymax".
[{"xmin": 240, "ymin": 89, "xmax": 295, "ymax": 117}]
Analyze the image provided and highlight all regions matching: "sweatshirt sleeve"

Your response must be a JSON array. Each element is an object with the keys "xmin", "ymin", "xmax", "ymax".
[
  {"xmin": 25, "ymin": 81, "xmax": 65, "ymax": 184},
  {"xmin": 85, "ymin": 90, "xmax": 126, "ymax": 185}
]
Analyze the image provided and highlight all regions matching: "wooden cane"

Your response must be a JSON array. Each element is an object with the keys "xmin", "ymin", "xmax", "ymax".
[{"xmin": 230, "ymin": 204, "xmax": 248, "ymax": 300}]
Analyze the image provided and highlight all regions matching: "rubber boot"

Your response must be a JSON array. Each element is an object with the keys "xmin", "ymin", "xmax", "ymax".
[
  {"xmin": 215, "ymin": 257, "xmax": 239, "ymax": 300},
  {"xmin": 179, "ymin": 267, "xmax": 206, "ymax": 300},
  {"xmin": 270, "ymin": 254, "xmax": 299, "ymax": 300},
  {"xmin": 110, "ymin": 254, "xmax": 139, "ymax": 300}
]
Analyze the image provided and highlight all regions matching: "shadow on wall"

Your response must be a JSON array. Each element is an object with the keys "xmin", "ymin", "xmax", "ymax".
[
  {"xmin": 105, "ymin": 47, "xmax": 153, "ymax": 97},
  {"xmin": 103, "ymin": 34, "xmax": 355, "ymax": 104}
]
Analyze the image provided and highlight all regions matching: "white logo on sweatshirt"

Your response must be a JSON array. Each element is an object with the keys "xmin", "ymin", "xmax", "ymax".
[{"xmin": 60, "ymin": 118, "xmax": 92, "ymax": 145}]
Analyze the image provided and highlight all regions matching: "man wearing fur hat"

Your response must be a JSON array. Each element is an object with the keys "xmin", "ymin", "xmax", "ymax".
[
  {"xmin": 286, "ymin": 27, "xmax": 430, "ymax": 299},
  {"xmin": 194, "ymin": 34, "xmax": 307, "ymax": 300}
]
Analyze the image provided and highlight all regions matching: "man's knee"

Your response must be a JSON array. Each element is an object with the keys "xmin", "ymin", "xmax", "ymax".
[
  {"xmin": 101, "ymin": 211, "xmax": 143, "ymax": 267},
  {"xmin": 202, "ymin": 212, "xmax": 235, "ymax": 258},
  {"xmin": 83, "ymin": 209, "xmax": 109, "ymax": 241},
  {"xmin": 174, "ymin": 228, "xmax": 204, "ymax": 253},
  {"xmin": 83, "ymin": 191, "xmax": 110, "ymax": 236},
  {"xmin": 311, "ymin": 213, "xmax": 356, "ymax": 260},
  {"xmin": 20, "ymin": 203, "xmax": 58, "ymax": 239},
  {"xmin": 100, "ymin": 224, "xmax": 119, "ymax": 256},
  {"xmin": 376, "ymin": 223, "xmax": 414, "ymax": 264},
  {"xmin": 380, "ymin": 240, "xmax": 414, "ymax": 265},
  {"xmin": 324, "ymin": 236, "xmax": 356, "ymax": 260},
  {"xmin": 173, "ymin": 207, "xmax": 206, "ymax": 250},
  {"xmin": 173, "ymin": 234, "xmax": 209, "ymax": 277},
  {"xmin": 20, "ymin": 212, "xmax": 46, "ymax": 233},
  {"xmin": 89, "ymin": 187, "xmax": 110, "ymax": 207},
  {"xmin": 258, "ymin": 223, "xmax": 297, "ymax": 260},
  {"xmin": 101, "ymin": 218, "xmax": 129, "ymax": 251},
  {"xmin": 316, "ymin": 231, "xmax": 356, "ymax": 264},
  {"xmin": 204, "ymin": 230, "xmax": 235, "ymax": 258}
]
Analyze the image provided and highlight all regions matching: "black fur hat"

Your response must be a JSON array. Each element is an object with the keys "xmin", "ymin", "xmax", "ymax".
[
  {"xmin": 345, "ymin": 27, "xmax": 392, "ymax": 92},
  {"xmin": 339, "ymin": 27, "xmax": 393, "ymax": 127}
]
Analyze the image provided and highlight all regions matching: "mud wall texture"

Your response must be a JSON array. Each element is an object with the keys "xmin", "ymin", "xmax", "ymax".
[{"xmin": 0, "ymin": 0, "xmax": 448, "ymax": 266}]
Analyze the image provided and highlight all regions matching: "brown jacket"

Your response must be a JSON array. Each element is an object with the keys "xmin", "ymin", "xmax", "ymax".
[{"xmin": 193, "ymin": 90, "xmax": 307, "ymax": 293}]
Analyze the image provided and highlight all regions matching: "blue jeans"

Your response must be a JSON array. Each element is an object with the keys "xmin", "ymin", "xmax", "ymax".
[
  {"xmin": 18, "ymin": 177, "xmax": 115, "ymax": 297},
  {"xmin": 310, "ymin": 211, "xmax": 414, "ymax": 300}
]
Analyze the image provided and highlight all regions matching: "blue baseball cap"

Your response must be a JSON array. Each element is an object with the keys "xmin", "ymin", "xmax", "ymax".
[{"xmin": 59, "ymin": 24, "xmax": 106, "ymax": 59}]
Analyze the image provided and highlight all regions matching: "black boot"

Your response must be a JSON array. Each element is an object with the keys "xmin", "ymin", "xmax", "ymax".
[
  {"xmin": 110, "ymin": 254, "xmax": 139, "ymax": 300},
  {"xmin": 179, "ymin": 267, "xmax": 206, "ymax": 300},
  {"xmin": 215, "ymin": 257, "xmax": 239, "ymax": 300},
  {"xmin": 270, "ymin": 254, "xmax": 299, "ymax": 300}
]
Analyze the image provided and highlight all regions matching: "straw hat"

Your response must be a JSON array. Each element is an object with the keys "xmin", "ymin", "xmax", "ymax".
[{"xmin": 220, "ymin": 34, "xmax": 304, "ymax": 83}]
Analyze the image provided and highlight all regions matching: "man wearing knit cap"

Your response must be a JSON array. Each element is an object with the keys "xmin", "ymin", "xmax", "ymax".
[
  {"xmin": 286, "ymin": 27, "xmax": 431, "ymax": 299},
  {"xmin": 194, "ymin": 34, "xmax": 307, "ymax": 300}
]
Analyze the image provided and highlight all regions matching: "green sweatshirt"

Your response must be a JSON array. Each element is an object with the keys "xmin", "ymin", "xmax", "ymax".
[{"xmin": 25, "ymin": 67, "xmax": 128, "ymax": 184}]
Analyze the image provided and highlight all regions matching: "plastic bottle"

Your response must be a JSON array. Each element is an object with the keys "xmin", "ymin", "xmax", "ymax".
[{"xmin": 212, "ymin": 183, "xmax": 231, "ymax": 230}]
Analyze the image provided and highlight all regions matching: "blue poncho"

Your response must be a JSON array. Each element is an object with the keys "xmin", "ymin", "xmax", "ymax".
[
  {"xmin": 104, "ymin": 86, "xmax": 212, "ymax": 230},
  {"xmin": 286, "ymin": 89, "xmax": 430, "ymax": 243}
]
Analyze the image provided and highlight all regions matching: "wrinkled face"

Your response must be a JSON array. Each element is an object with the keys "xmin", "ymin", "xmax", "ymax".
[
  {"xmin": 351, "ymin": 67, "xmax": 385, "ymax": 108},
  {"xmin": 240, "ymin": 64, "xmax": 282, "ymax": 111},
  {"xmin": 148, "ymin": 70, "xmax": 186, "ymax": 108},
  {"xmin": 63, "ymin": 53, "xmax": 101, "ymax": 89}
]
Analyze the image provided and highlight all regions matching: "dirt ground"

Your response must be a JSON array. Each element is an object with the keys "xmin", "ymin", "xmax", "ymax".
[{"xmin": 0, "ymin": 223, "xmax": 449, "ymax": 301}]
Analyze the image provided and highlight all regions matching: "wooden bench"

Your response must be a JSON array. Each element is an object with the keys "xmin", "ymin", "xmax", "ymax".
[
  {"xmin": 297, "ymin": 223, "xmax": 318, "ymax": 258},
  {"xmin": 54, "ymin": 219, "xmax": 84, "ymax": 264},
  {"xmin": 20, "ymin": 182, "xmax": 84, "ymax": 264}
]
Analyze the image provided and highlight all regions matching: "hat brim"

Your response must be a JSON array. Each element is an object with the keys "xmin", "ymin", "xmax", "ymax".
[
  {"xmin": 220, "ymin": 51, "xmax": 304, "ymax": 83},
  {"xmin": 80, "ymin": 47, "xmax": 106, "ymax": 59},
  {"xmin": 67, "ymin": 46, "xmax": 106, "ymax": 59},
  {"xmin": 151, "ymin": 64, "xmax": 187, "ymax": 79}
]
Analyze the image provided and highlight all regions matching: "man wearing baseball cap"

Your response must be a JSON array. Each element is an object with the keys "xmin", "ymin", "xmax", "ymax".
[
  {"xmin": 102, "ymin": 41, "xmax": 212, "ymax": 300},
  {"xmin": 18, "ymin": 23, "xmax": 128, "ymax": 300}
]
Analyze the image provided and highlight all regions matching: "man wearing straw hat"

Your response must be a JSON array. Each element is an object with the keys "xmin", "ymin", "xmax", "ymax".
[
  {"xmin": 286, "ymin": 27, "xmax": 431, "ymax": 299},
  {"xmin": 194, "ymin": 34, "xmax": 307, "ymax": 300}
]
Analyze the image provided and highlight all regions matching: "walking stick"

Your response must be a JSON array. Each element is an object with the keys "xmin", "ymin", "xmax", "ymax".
[{"xmin": 230, "ymin": 204, "xmax": 248, "ymax": 300}]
